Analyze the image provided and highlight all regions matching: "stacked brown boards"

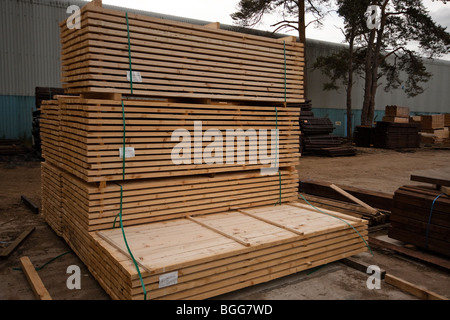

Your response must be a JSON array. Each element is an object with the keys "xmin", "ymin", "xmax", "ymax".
[
  {"xmin": 389, "ymin": 168, "xmax": 450, "ymax": 257},
  {"xmin": 383, "ymin": 106, "xmax": 410, "ymax": 123},
  {"xmin": 40, "ymin": 0, "xmax": 368, "ymax": 300}
]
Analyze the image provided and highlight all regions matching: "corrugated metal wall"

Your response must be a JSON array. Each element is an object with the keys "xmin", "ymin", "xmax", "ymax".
[{"xmin": 0, "ymin": 0, "xmax": 449, "ymax": 140}]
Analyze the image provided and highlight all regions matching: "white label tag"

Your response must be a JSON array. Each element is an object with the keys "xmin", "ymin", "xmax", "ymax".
[
  {"xmin": 126, "ymin": 71, "xmax": 142, "ymax": 83},
  {"xmin": 119, "ymin": 147, "xmax": 135, "ymax": 159},
  {"xmin": 159, "ymin": 271, "xmax": 178, "ymax": 288}
]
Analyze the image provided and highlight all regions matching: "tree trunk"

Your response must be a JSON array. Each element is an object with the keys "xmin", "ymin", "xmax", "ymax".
[
  {"xmin": 299, "ymin": 1, "xmax": 307, "ymax": 100},
  {"xmin": 346, "ymin": 28, "xmax": 355, "ymax": 139},
  {"xmin": 361, "ymin": 29, "xmax": 376, "ymax": 126}
]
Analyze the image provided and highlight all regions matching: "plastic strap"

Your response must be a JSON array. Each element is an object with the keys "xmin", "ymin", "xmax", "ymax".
[
  {"xmin": 425, "ymin": 193, "xmax": 443, "ymax": 249},
  {"xmin": 116, "ymin": 183, "xmax": 148, "ymax": 300},
  {"xmin": 299, "ymin": 193, "xmax": 373, "ymax": 256}
]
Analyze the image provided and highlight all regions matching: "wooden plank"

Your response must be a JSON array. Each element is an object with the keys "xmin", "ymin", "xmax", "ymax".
[
  {"xmin": 410, "ymin": 168, "xmax": 450, "ymax": 187},
  {"xmin": 0, "ymin": 227, "xmax": 35, "ymax": 258},
  {"xmin": 385, "ymin": 274, "xmax": 448, "ymax": 300},
  {"xmin": 341, "ymin": 257, "xmax": 386, "ymax": 279},
  {"xmin": 368, "ymin": 236, "xmax": 450, "ymax": 272},
  {"xmin": 21, "ymin": 195, "xmax": 39, "ymax": 214},
  {"xmin": 329, "ymin": 184, "xmax": 379, "ymax": 215},
  {"xmin": 19, "ymin": 256, "xmax": 52, "ymax": 300},
  {"xmin": 187, "ymin": 216, "xmax": 251, "ymax": 247}
]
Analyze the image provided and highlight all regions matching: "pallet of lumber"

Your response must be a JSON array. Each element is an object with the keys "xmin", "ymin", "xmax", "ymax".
[
  {"xmin": 372, "ymin": 121, "xmax": 420, "ymax": 149},
  {"xmin": 59, "ymin": 2, "xmax": 304, "ymax": 103},
  {"xmin": 314, "ymin": 146, "xmax": 357, "ymax": 157},
  {"xmin": 41, "ymin": 162, "xmax": 64, "ymax": 237},
  {"xmin": 385, "ymin": 106, "xmax": 410, "ymax": 118},
  {"xmin": 40, "ymin": 97, "xmax": 300, "ymax": 182},
  {"xmin": 420, "ymin": 114, "xmax": 445, "ymax": 130},
  {"xmin": 60, "ymin": 169, "xmax": 298, "ymax": 232},
  {"xmin": 382, "ymin": 116, "xmax": 409, "ymax": 124},
  {"xmin": 80, "ymin": 203, "xmax": 368, "ymax": 300},
  {"xmin": 389, "ymin": 186, "xmax": 450, "ymax": 257},
  {"xmin": 445, "ymin": 114, "xmax": 450, "ymax": 127}
]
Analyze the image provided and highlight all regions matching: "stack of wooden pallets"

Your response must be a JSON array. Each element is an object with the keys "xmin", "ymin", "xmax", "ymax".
[{"xmin": 40, "ymin": 0, "xmax": 368, "ymax": 300}]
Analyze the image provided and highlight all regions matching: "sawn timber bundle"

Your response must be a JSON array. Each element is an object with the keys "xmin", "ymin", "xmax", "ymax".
[
  {"xmin": 38, "ymin": 0, "xmax": 368, "ymax": 300},
  {"xmin": 41, "ymin": 97, "xmax": 300, "ymax": 182},
  {"xmin": 60, "ymin": 4, "xmax": 304, "ymax": 103}
]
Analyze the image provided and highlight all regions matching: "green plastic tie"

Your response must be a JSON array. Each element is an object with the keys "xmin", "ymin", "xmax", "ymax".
[
  {"xmin": 121, "ymin": 100, "xmax": 126, "ymax": 180},
  {"xmin": 299, "ymin": 193, "xmax": 373, "ymax": 256},
  {"xmin": 117, "ymin": 184, "xmax": 148, "ymax": 300}
]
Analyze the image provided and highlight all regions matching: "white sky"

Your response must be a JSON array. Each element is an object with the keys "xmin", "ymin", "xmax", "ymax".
[{"xmin": 84, "ymin": 0, "xmax": 450, "ymax": 60}]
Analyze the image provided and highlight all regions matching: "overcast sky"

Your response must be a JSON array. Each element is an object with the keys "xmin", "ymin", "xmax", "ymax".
[{"xmin": 83, "ymin": 0, "xmax": 450, "ymax": 60}]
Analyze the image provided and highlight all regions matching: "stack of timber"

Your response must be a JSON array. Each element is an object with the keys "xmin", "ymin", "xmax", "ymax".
[
  {"xmin": 372, "ymin": 121, "xmax": 420, "ymax": 149},
  {"xmin": 41, "ymin": 162, "xmax": 64, "ymax": 237},
  {"xmin": 389, "ymin": 186, "xmax": 450, "ymax": 257},
  {"xmin": 91, "ymin": 204, "xmax": 368, "ymax": 300},
  {"xmin": 382, "ymin": 105, "xmax": 410, "ymax": 124},
  {"xmin": 39, "ymin": 0, "xmax": 368, "ymax": 300},
  {"xmin": 0, "ymin": 140, "xmax": 27, "ymax": 156},
  {"xmin": 41, "ymin": 96, "xmax": 300, "ymax": 182},
  {"xmin": 354, "ymin": 126, "xmax": 373, "ymax": 147},
  {"xmin": 420, "ymin": 114, "xmax": 448, "ymax": 145},
  {"xmin": 296, "ymin": 101, "xmax": 355, "ymax": 156},
  {"xmin": 60, "ymin": 3, "xmax": 304, "ymax": 103},
  {"xmin": 33, "ymin": 87, "xmax": 68, "ymax": 157}
]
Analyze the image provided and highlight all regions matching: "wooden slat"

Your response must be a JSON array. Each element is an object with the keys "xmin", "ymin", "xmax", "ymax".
[{"xmin": 19, "ymin": 256, "xmax": 52, "ymax": 300}]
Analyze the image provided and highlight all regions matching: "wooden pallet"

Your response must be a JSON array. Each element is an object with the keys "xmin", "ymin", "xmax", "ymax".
[
  {"xmin": 41, "ymin": 97, "xmax": 300, "ymax": 182},
  {"xmin": 59, "ymin": 2, "xmax": 305, "ymax": 103},
  {"xmin": 65, "ymin": 203, "xmax": 368, "ymax": 300}
]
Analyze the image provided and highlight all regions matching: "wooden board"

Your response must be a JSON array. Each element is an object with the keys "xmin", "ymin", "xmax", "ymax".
[
  {"xmin": 410, "ymin": 168, "xmax": 450, "ymax": 187},
  {"xmin": 20, "ymin": 256, "xmax": 52, "ymax": 300},
  {"xmin": 59, "ymin": 2, "xmax": 305, "ymax": 103}
]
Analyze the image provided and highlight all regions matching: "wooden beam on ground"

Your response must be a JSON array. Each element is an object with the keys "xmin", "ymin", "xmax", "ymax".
[
  {"xmin": 21, "ymin": 195, "xmax": 39, "ymax": 214},
  {"xmin": 385, "ymin": 274, "xmax": 448, "ymax": 300},
  {"xmin": 330, "ymin": 184, "xmax": 379, "ymax": 215},
  {"xmin": 368, "ymin": 236, "xmax": 450, "ymax": 272},
  {"xmin": 410, "ymin": 168, "xmax": 450, "ymax": 187},
  {"xmin": 19, "ymin": 256, "xmax": 52, "ymax": 300},
  {"xmin": 341, "ymin": 257, "xmax": 386, "ymax": 280},
  {"xmin": 0, "ymin": 227, "xmax": 35, "ymax": 258}
]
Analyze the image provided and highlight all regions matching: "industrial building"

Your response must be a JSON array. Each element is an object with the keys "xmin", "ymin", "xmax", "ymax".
[{"xmin": 1, "ymin": 0, "xmax": 449, "ymax": 140}]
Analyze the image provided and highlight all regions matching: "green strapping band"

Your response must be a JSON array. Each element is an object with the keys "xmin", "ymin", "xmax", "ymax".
[
  {"xmin": 126, "ymin": 12, "xmax": 133, "ymax": 94},
  {"xmin": 121, "ymin": 100, "xmax": 126, "ymax": 180},
  {"xmin": 299, "ymin": 193, "xmax": 373, "ymax": 256},
  {"xmin": 113, "ymin": 100, "xmax": 147, "ymax": 300},
  {"xmin": 117, "ymin": 183, "xmax": 147, "ymax": 300}
]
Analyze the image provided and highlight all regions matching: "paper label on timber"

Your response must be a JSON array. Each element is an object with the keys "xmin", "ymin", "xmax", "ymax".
[
  {"xmin": 159, "ymin": 271, "xmax": 178, "ymax": 288},
  {"xmin": 119, "ymin": 147, "xmax": 135, "ymax": 159},
  {"xmin": 126, "ymin": 71, "xmax": 143, "ymax": 83}
]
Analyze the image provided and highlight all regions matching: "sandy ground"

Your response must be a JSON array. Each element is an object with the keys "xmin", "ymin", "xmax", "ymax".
[{"xmin": 0, "ymin": 147, "xmax": 449, "ymax": 301}]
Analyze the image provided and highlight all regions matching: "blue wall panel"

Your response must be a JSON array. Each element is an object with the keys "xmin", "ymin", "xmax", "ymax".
[{"xmin": 0, "ymin": 95, "xmax": 35, "ymax": 140}]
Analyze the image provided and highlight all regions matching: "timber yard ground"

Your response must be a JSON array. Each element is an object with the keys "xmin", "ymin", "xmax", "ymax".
[{"xmin": 0, "ymin": 146, "xmax": 449, "ymax": 302}]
